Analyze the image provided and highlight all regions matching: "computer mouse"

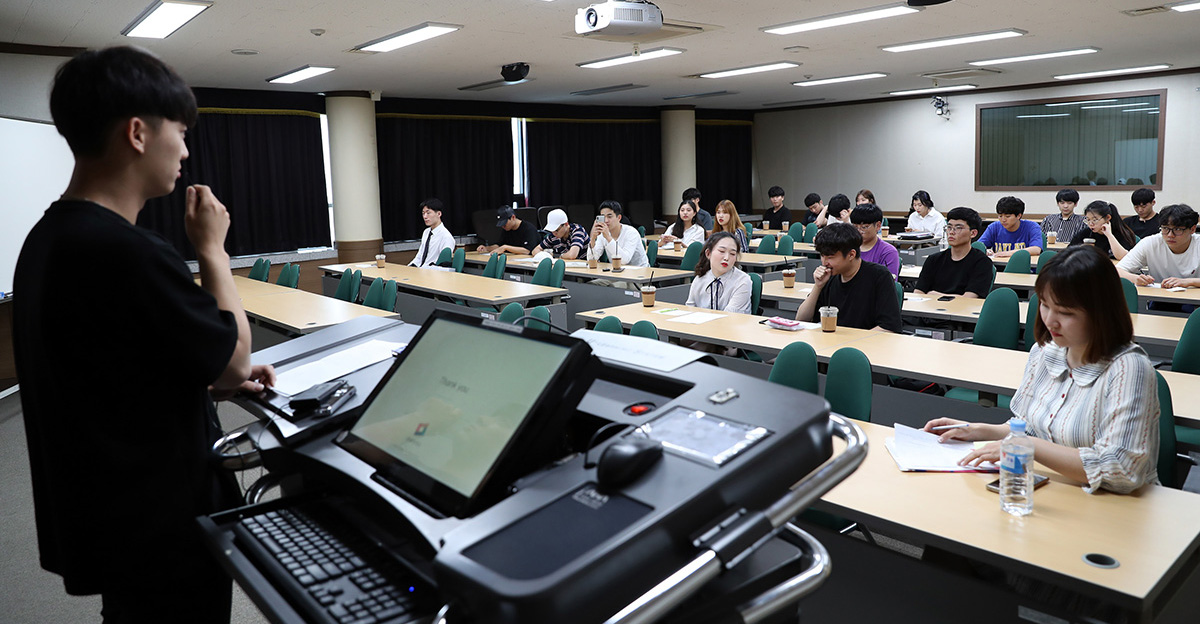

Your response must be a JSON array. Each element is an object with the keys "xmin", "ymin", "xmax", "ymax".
[{"xmin": 596, "ymin": 438, "xmax": 663, "ymax": 491}]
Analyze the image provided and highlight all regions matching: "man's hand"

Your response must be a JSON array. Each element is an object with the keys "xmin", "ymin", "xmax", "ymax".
[
  {"xmin": 185, "ymin": 185, "xmax": 231, "ymax": 258},
  {"xmin": 812, "ymin": 265, "xmax": 831, "ymax": 288},
  {"xmin": 210, "ymin": 364, "xmax": 277, "ymax": 401},
  {"xmin": 1135, "ymin": 274, "xmax": 1155, "ymax": 286},
  {"xmin": 1162, "ymin": 277, "xmax": 1194, "ymax": 288}
]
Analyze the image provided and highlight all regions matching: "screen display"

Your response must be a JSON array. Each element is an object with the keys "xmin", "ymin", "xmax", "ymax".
[{"xmin": 349, "ymin": 321, "xmax": 572, "ymax": 498}]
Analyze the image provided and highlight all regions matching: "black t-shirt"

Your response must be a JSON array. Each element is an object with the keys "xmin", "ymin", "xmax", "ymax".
[
  {"xmin": 501, "ymin": 218, "xmax": 542, "ymax": 251},
  {"xmin": 915, "ymin": 247, "xmax": 994, "ymax": 297},
  {"xmin": 1069, "ymin": 227, "xmax": 1137, "ymax": 259},
  {"xmin": 1124, "ymin": 213, "xmax": 1161, "ymax": 240},
  {"xmin": 764, "ymin": 205, "xmax": 793, "ymax": 230},
  {"xmin": 815, "ymin": 260, "xmax": 903, "ymax": 332},
  {"xmin": 14, "ymin": 201, "xmax": 240, "ymax": 593},
  {"xmin": 800, "ymin": 208, "xmax": 819, "ymax": 226}
]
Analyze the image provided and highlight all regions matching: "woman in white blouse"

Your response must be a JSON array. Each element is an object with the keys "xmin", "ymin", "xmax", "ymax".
[
  {"xmin": 906, "ymin": 190, "xmax": 946, "ymax": 243},
  {"xmin": 685, "ymin": 232, "xmax": 752, "ymax": 314},
  {"xmin": 924, "ymin": 245, "xmax": 1159, "ymax": 494},
  {"xmin": 660, "ymin": 201, "xmax": 705, "ymax": 249}
]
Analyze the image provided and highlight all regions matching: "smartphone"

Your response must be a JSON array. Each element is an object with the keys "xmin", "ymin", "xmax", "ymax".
[
  {"xmin": 595, "ymin": 215, "xmax": 605, "ymax": 223},
  {"xmin": 986, "ymin": 474, "xmax": 1049, "ymax": 493},
  {"xmin": 937, "ymin": 295, "xmax": 955, "ymax": 301}
]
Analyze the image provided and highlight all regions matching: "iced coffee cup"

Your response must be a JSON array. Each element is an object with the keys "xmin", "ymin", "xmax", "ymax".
[
  {"xmin": 820, "ymin": 306, "xmax": 838, "ymax": 333},
  {"xmin": 782, "ymin": 269, "xmax": 796, "ymax": 288},
  {"xmin": 1047, "ymin": 231, "xmax": 1057, "ymax": 244},
  {"xmin": 781, "ymin": 221, "xmax": 790, "ymax": 232},
  {"xmin": 375, "ymin": 254, "xmax": 386, "ymax": 268},
  {"xmin": 612, "ymin": 256, "xmax": 623, "ymax": 270},
  {"xmin": 1083, "ymin": 238, "xmax": 1095, "ymax": 246},
  {"xmin": 641, "ymin": 285, "xmax": 656, "ymax": 307},
  {"xmin": 674, "ymin": 240, "xmax": 683, "ymax": 251},
  {"xmin": 881, "ymin": 226, "xmax": 890, "ymax": 237},
  {"xmin": 588, "ymin": 255, "xmax": 598, "ymax": 269}
]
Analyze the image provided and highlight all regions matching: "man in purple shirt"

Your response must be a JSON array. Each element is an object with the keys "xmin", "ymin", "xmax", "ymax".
[
  {"xmin": 850, "ymin": 203, "xmax": 899, "ymax": 279},
  {"xmin": 978, "ymin": 196, "xmax": 1043, "ymax": 258}
]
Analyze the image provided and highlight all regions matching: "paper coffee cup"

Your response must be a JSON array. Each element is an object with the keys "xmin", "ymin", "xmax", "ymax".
[
  {"xmin": 820, "ymin": 306, "xmax": 838, "ymax": 332},
  {"xmin": 1047, "ymin": 231, "xmax": 1057, "ymax": 244},
  {"xmin": 612, "ymin": 256, "xmax": 623, "ymax": 270},
  {"xmin": 641, "ymin": 285, "xmax": 656, "ymax": 307},
  {"xmin": 674, "ymin": 241, "xmax": 682, "ymax": 251},
  {"xmin": 588, "ymin": 256, "xmax": 598, "ymax": 269},
  {"xmin": 782, "ymin": 269, "xmax": 796, "ymax": 288},
  {"xmin": 376, "ymin": 254, "xmax": 386, "ymax": 268}
]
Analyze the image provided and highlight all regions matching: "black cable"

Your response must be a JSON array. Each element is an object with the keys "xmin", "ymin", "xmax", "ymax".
[
  {"xmin": 582, "ymin": 422, "xmax": 633, "ymax": 469},
  {"xmin": 509, "ymin": 314, "xmax": 572, "ymax": 335}
]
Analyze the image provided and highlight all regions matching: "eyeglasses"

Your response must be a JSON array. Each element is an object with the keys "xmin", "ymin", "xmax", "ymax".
[
  {"xmin": 945, "ymin": 225, "xmax": 971, "ymax": 233},
  {"xmin": 1084, "ymin": 218, "xmax": 1106, "ymax": 225},
  {"xmin": 1161, "ymin": 226, "xmax": 1192, "ymax": 236}
]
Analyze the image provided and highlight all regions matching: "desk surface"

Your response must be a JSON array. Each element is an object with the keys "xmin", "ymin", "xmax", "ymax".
[
  {"xmin": 656, "ymin": 247, "xmax": 799, "ymax": 269},
  {"xmin": 462, "ymin": 252, "xmax": 692, "ymax": 285},
  {"xmin": 823, "ymin": 421, "xmax": 1200, "ymax": 615},
  {"xmin": 232, "ymin": 276, "xmax": 398, "ymax": 334},
  {"xmin": 992, "ymin": 272, "xmax": 1200, "ymax": 304},
  {"xmin": 321, "ymin": 262, "xmax": 567, "ymax": 305}
]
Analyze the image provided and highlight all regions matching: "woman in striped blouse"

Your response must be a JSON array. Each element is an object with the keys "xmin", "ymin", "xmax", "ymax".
[{"xmin": 924, "ymin": 245, "xmax": 1159, "ymax": 493}]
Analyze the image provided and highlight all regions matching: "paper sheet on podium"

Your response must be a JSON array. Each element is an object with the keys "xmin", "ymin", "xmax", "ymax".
[{"xmin": 884, "ymin": 424, "xmax": 998, "ymax": 473}]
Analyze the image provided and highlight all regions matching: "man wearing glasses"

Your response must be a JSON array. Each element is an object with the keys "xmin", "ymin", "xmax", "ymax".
[
  {"xmin": 915, "ymin": 207, "xmax": 994, "ymax": 299},
  {"xmin": 849, "ymin": 203, "xmax": 899, "ymax": 279},
  {"xmin": 1117, "ymin": 204, "xmax": 1200, "ymax": 288}
]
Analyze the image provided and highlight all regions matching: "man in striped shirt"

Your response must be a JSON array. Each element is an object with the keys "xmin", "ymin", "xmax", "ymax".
[{"xmin": 531, "ymin": 208, "xmax": 590, "ymax": 259}]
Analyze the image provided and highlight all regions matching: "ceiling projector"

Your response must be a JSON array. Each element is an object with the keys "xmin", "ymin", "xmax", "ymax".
[{"xmin": 575, "ymin": 1, "xmax": 664, "ymax": 37}]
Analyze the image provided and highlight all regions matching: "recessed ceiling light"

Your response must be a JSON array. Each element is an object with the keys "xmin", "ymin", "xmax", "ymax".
[
  {"xmin": 353, "ymin": 22, "xmax": 461, "ymax": 53},
  {"xmin": 761, "ymin": 98, "xmax": 828, "ymax": 107},
  {"xmin": 1016, "ymin": 113, "xmax": 1071, "ymax": 119},
  {"xmin": 882, "ymin": 29, "xmax": 1024, "ymax": 53},
  {"xmin": 700, "ymin": 62, "xmax": 799, "ymax": 79},
  {"xmin": 663, "ymin": 90, "xmax": 734, "ymax": 101},
  {"xmin": 763, "ymin": 3, "xmax": 920, "ymax": 35},
  {"xmin": 572, "ymin": 84, "xmax": 647, "ymax": 96},
  {"xmin": 267, "ymin": 65, "xmax": 336, "ymax": 85},
  {"xmin": 578, "ymin": 47, "xmax": 684, "ymax": 69},
  {"xmin": 458, "ymin": 78, "xmax": 532, "ymax": 92},
  {"xmin": 122, "ymin": 1, "xmax": 211, "ymax": 39},
  {"xmin": 1054, "ymin": 65, "xmax": 1171, "ymax": 80},
  {"xmin": 1169, "ymin": 1, "xmax": 1200, "ymax": 12},
  {"xmin": 1044, "ymin": 99, "xmax": 1117, "ymax": 107},
  {"xmin": 888, "ymin": 84, "xmax": 978, "ymax": 96},
  {"xmin": 231, "ymin": 49, "xmax": 259, "ymax": 56},
  {"xmin": 969, "ymin": 47, "xmax": 1099, "ymax": 66},
  {"xmin": 794, "ymin": 73, "xmax": 888, "ymax": 87},
  {"xmin": 1079, "ymin": 102, "xmax": 1151, "ymax": 109}
]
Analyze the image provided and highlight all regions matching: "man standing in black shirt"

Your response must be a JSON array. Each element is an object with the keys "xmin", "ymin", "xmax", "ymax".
[
  {"xmin": 14, "ymin": 47, "xmax": 273, "ymax": 623},
  {"xmin": 1124, "ymin": 188, "xmax": 1160, "ymax": 239},
  {"xmin": 763, "ymin": 186, "xmax": 791, "ymax": 230},
  {"xmin": 795, "ymin": 223, "xmax": 902, "ymax": 332},
  {"xmin": 479, "ymin": 206, "xmax": 542, "ymax": 255},
  {"xmin": 915, "ymin": 207, "xmax": 994, "ymax": 298}
]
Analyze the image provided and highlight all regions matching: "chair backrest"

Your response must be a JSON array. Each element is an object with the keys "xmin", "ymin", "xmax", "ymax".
[
  {"xmin": 274, "ymin": 262, "xmax": 293, "ymax": 286},
  {"xmin": 646, "ymin": 240, "xmax": 658, "ymax": 267},
  {"xmin": 436, "ymin": 246, "xmax": 453, "ymax": 267},
  {"xmin": 805, "ymin": 223, "xmax": 818, "ymax": 244},
  {"xmin": 974, "ymin": 287, "xmax": 1020, "ymax": 350},
  {"xmin": 495, "ymin": 254, "xmax": 507, "ymax": 279},
  {"xmin": 333, "ymin": 269, "xmax": 360, "ymax": 302},
  {"xmin": 637, "ymin": 225, "xmax": 646, "ymax": 238},
  {"xmin": 680, "ymin": 241, "xmax": 704, "ymax": 271},
  {"xmin": 286, "ymin": 264, "xmax": 301, "ymax": 288},
  {"xmin": 1119, "ymin": 277, "xmax": 1138, "ymax": 314},
  {"xmin": 515, "ymin": 207, "xmax": 538, "ymax": 227},
  {"xmin": 894, "ymin": 281, "xmax": 904, "ymax": 310},
  {"xmin": 362, "ymin": 278, "xmax": 387, "ymax": 310},
  {"xmin": 744, "ymin": 223, "xmax": 753, "ymax": 240},
  {"xmin": 777, "ymin": 234, "xmax": 795, "ymax": 256},
  {"xmin": 482, "ymin": 254, "xmax": 499, "ymax": 279},
  {"xmin": 972, "ymin": 241, "xmax": 987, "ymax": 253},
  {"xmin": 453, "ymin": 248, "xmax": 465, "ymax": 273},
  {"xmin": 768, "ymin": 341, "xmax": 818, "ymax": 395},
  {"xmin": 528, "ymin": 306, "xmax": 552, "ymax": 331},
  {"xmin": 594, "ymin": 315, "xmax": 623, "ymax": 334},
  {"xmin": 787, "ymin": 222, "xmax": 806, "ymax": 242},
  {"xmin": 551, "ymin": 260, "xmax": 565, "ymax": 288},
  {"xmin": 1024, "ymin": 292, "xmax": 1039, "ymax": 351},
  {"xmin": 498, "ymin": 302, "xmax": 525, "ymax": 324},
  {"xmin": 531, "ymin": 258, "xmax": 553, "ymax": 286},
  {"xmin": 537, "ymin": 205, "xmax": 556, "ymax": 229},
  {"xmin": 1035, "ymin": 249, "xmax": 1057, "ymax": 274},
  {"xmin": 750, "ymin": 272, "xmax": 762, "ymax": 315},
  {"xmin": 882, "ymin": 217, "xmax": 889, "ymax": 228},
  {"xmin": 757, "ymin": 235, "xmax": 777, "ymax": 255},
  {"xmin": 825, "ymin": 347, "xmax": 873, "ymax": 422},
  {"xmin": 630, "ymin": 320, "xmax": 659, "ymax": 340},
  {"xmin": 566, "ymin": 204, "xmax": 593, "ymax": 229},
  {"xmin": 1171, "ymin": 309, "xmax": 1200, "ymax": 374},
  {"xmin": 1002, "ymin": 249, "xmax": 1032, "ymax": 274},
  {"xmin": 989, "ymin": 263, "xmax": 997, "ymax": 290},
  {"xmin": 249, "ymin": 257, "xmax": 270, "ymax": 282},
  {"xmin": 1156, "ymin": 371, "xmax": 1178, "ymax": 488},
  {"xmin": 276, "ymin": 263, "xmax": 300, "ymax": 288}
]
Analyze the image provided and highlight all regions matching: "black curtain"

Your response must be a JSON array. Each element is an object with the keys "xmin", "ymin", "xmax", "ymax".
[
  {"xmin": 376, "ymin": 114, "xmax": 513, "ymax": 241},
  {"xmin": 139, "ymin": 110, "xmax": 331, "ymax": 259},
  {"xmin": 525, "ymin": 119, "xmax": 661, "ymax": 212},
  {"xmin": 696, "ymin": 120, "xmax": 753, "ymax": 214}
]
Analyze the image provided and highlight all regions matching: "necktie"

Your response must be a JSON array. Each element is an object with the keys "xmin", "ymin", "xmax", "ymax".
[
  {"xmin": 709, "ymin": 277, "xmax": 722, "ymax": 310},
  {"xmin": 418, "ymin": 230, "xmax": 431, "ymax": 265}
]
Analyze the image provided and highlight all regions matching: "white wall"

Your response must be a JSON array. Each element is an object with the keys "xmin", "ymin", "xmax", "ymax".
[
  {"xmin": 753, "ymin": 72, "xmax": 1200, "ymax": 218},
  {"xmin": 0, "ymin": 53, "xmax": 66, "ymax": 122}
]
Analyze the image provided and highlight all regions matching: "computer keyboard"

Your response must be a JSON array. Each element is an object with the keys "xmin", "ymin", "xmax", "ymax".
[{"xmin": 235, "ymin": 501, "xmax": 437, "ymax": 624}]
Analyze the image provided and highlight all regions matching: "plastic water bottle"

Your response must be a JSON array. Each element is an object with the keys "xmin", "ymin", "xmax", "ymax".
[{"xmin": 1000, "ymin": 418, "xmax": 1034, "ymax": 516}]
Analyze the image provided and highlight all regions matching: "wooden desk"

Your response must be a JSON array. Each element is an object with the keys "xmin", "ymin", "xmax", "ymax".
[
  {"xmin": 818, "ymin": 421, "xmax": 1200, "ymax": 624},
  {"xmin": 994, "ymin": 272, "xmax": 1200, "ymax": 306},
  {"xmin": 462, "ymin": 252, "xmax": 692, "ymax": 286},
  {"xmin": 233, "ymin": 276, "xmax": 398, "ymax": 334},
  {"xmin": 748, "ymin": 238, "xmax": 816, "ymax": 255},
  {"xmin": 882, "ymin": 235, "xmax": 938, "ymax": 248},
  {"xmin": 320, "ymin": 262, "xmax": 567, "ymax": 306},
  {"xmin": 751, "ymin": 228, "xmax": 785, "ymax": 239},
  {"xmin": 656, "ymin": 247, "xmax": 798, "ymax": 270}
]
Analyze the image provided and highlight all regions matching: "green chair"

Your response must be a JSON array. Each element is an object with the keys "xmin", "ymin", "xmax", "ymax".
[
  {"xmin": 894, "ymin": 281, "xmax": 903, "ymax": 310},
  {"xmin": 482, "ymin": 254, "xmax": 500, "ymax": 279},
  {"xmin": 274, "ymin": 262, "xmax": 291, "ymax": 285},
  {"xmin": 1024, "ymin": 292, "xmax": 1040, "ymax": 352},
  {"xmin": 1157, "ymin": 371, "xmax": 1179, "ymax": 487},
  {"xmin": 452, "ymin": 248, "xmax": 465, "ymax": 273},
  {"xmin": 824, "ymin": 347, "xmax": 873, "ymax": 422},
  {"xmin": 593, "ymin": 315, "xmax": 623, "ymax": 334},
  {"xmin": 882, "ymin": 217, "xmax": 890, "ymax": 229},
  {"xmin": 435, "ymin": 247, "xmax": 453, "ymax": 268},
  {"xmin": 333, "ymin": 269, "xmax": 362, "ymax": 303},
  {"xmin": 1120, "ymin": 278, "xmax": 1138, "ymax": 313},
  {"xmin": 630, "ymin": 320, "xmax": 659, "ymax": 340},
  {"xmin": 768, "ymin": 342, "xmax": 818, "ymax": 395},
  {"xmin": 498, "ymin": 302, "xmax": 525, "ymax": 324},
  {"xmin": 638, "ymin": 226, "xmax": 647, "ymax": 238},
  {"xmin": 528, "ymin": 306, "xmax": 552, "ymax": 331},
  {"xmin": 1035, "ymin": 249, "xmax": 1057, "ymax": 274},
  {"xmin": 805, "ymin": 223, "xmax": 818, "ymax": 244},
  {"xmin": 646, "ymin": 241, "xmax": 658, "ymax": 268},
  {"xmin": 946, "ymin": 288, "xmax": 1020, "ymax": 408},
  {"xmin": 787, "ymin": 222, "xmax": 806, "ymax": 242},
  {"xmin": 599, "ymin": 249, "xmax": 609, "ymax": 263},
  {"xmin": 971, "ymin": 241, "xmax": 987, "ymax": 254},
  {"xmin": 278, "ymin": 263, "xmax": 300, "ymax": 288},
  {"xmin": 1171, "ymin": 310, "xmax": 1200, "ymax": 374},
  {"xmin": 745, "ymin": 223, "xmax": 753, "ymax": 240},
  {"xmin": 248, "ymin": 258, "xmax": 270, "ymax": 282},
  {"xmin": 1002, "ymin": 249, "xmax": 1032, "ymax": 274},
  {"xmin": 680, "ymin": 242, "xmax": 704, "ymax": 272},
  {"xmin": 531, "ymin": 258, "xmax": 554, "ymax": 286},
  {"xmin": 493, "ymin": 254, "xmax": 507, "ymax": 280},
  {"xmin": 1041, "ymin": 229, "xmax": 1048, "ymax": 251},
  {"xmin": 550, "ymin": 260, "xmax": 565, "ymax": 288},
  {"xmin": 777, "ymin": 234, "xmax": 795, "ymax": 256},
  {"xmin": 750, "ymin": 272, "xmax": 763, "ymax": 315},
  {"xmin": 362, "ymin": 278, "xmax": 397, "ymax": 311},
  {"xmin": 757, "ymin": 235, "xmax": 777, "ymax": 255}
]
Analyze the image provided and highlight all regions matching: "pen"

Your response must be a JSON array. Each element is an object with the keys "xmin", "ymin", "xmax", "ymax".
[{"xmin": 930, "ymin": 424, "xmax": 969, "ymax": 431}]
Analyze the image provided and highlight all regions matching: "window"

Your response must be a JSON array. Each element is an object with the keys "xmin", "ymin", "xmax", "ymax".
[{"xmin": 976, "ymin": 90, "xmax": 1164, "ymax": 191}]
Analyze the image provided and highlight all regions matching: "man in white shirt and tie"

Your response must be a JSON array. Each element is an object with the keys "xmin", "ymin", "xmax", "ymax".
[{"xmin": 409, "ymin": 198, "xmax": 455, "ymax": 268}]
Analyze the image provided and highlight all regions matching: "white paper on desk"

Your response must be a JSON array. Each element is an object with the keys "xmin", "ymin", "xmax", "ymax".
[
  {"xmin": 356, "ymin": 263, "xmax": 375, "ymax": 268},
  {"xmin": 273, "ymin": 339, "xmax": 407, "ymax": 396},
  {"xmin": 571, "ymin": 329, "xmax": 704, "ymax": 372},
  {"xmin": 653, "ymin": 308, "xmax": 691, "ymax": 316},
  {"xmin": 884, "ymin": 424, "xmax": 998, "ymax": 472},
  {"xmin": 1146, "ymin": 283, "xmax": 1187, "ymax": 292},
  {"xmin": 564, "ymin": 261, "xmax": 589, "ymax": 268},
  {"xmin": 669, "ymin": 312, "xmax": 725, "ymax": 324},
  {"xmin": 904, "ymin": 294, "xmax": 930, "ymax": 302}
]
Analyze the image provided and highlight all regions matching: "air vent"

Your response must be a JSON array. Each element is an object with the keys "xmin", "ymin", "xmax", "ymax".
[
  {"xmin": 921, "ymin": 67, "xmax": 1002, "ymax": 80},
  {"xmin": 614, "ymin": 7, "xmax": 645, "ymax": 22},
  {"xmin": 572, "ymin": 19, "xmax": 718, "ymax": 44},
  {"xmin": 1122, "ymin": 5, "xmax": 1170, "ymax": 16}
]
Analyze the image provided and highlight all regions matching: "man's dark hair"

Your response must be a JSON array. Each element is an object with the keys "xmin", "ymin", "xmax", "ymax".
[
  {"xmin": 1055, "ymin": 188, "xmax": 1080, "ymax": 204},
  {"xmin": 420, "ymin": 198, "xmax": 443, "ymax": 213},
  {"xmin": 1159, "ymin": 204, "xmax": 1198, "ymax": 229},
  {"xmin": 995, "ymin": 196, "xmax": 1026, "ymax": 216},
  {"xmin": 50, "ymin": 46, "xmax": 197, "ymax": 158},
  {"xmin": 803, "ymin": 193, "xmax": 821, "ymax": 208},
  {"xmin": 813, "ymin": 223, "xmax": 862, "ymax": 258},
  {"xmin": 850, "ymin": 203, "xmax": 883, "ymax": 225},
  {"xmin": 1131, "ymin": 188, "xmax": 1155, "ymax": 206},
  {"xmin": 682, "ymin": 188, "xmax": 701, "ymax": 203},
  {"xmin": 599, "ymin": 199, "xmax": 624, "ymax": 216},
  {"xmin": 945, "ymin": 207, "xmax": 982, "ymax": 233},
  {"xmin": 768, "ymin": 186, "xmax": 785, "ymax": 198},
  {"xmin": 827, "ymin": 193, "xmax": 851, "ymax": 215}
]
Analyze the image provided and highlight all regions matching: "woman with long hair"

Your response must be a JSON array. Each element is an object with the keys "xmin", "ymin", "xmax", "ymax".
[
  {"xmin": 1071, "ymin": 200, "xmax": 1138, "ymax": 260},
  {"xmin": 660, "ymin": 200, "xmax": 705, "ymax": 248},
  {"xmin": 713, "ymin": 200, "xmax": 749, "ymax": 252},
  {"xmin": 686, "ymin": 232, "xmax": 752, "ymax": 314}
]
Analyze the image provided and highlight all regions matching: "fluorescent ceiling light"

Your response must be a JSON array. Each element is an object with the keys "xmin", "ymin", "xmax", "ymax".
[
  {"xmin": 1123, "ymin": 107, "xmax": 1160, "ymax": 112},
  {"xmin": 1054, "ymin": 65, "xmax": 1171, "ymax": 80},
  {"xmin": 1079, "ymin": 102, "xmax": 1151, "ymax": 109},
  {"xmin": 882, "ymin": 29, "xmax": 1024, "ymax": 53},
  {"xmin": 578, "ymin": 47, "xmax": 683, "ymax": 69},
  {"xmin": 571, "ymin": 84, "xmax": 647, "ymax": 96},
  {"xmin": 763, "ymin": 3, "xmax": 920, "ymax": 36},
  {"xmin": 663, "ymin": 90, "xmax": 734, "ymax": 101},
  {"xmin": 794, "ymin": 72, "xmax": 887, "ymax": 87},
  {"xmin": 267, "ymin": 66, "xmax": 336, "ymax": 84},
  {"xmin": 1169, "ymin": 1, "xmax": 1200, "ymax": 12},
  {"xmin": 122, "ymin": 1, "xmax": 210, "ymax": 39},
  {"xmin": 1044, "ymin": 99, "xmax": 1117, "ymax": 107},
  {"xmin": 1148, "ymin": 111, "xmax": 1160, "ymax": 114},
  {"xmin": 888, "ymin": 84, "xmax": 978, "ymax": 96},
  {"xmin": 354, "ymin": 22, "xmax": 461, "ymax": 53},
  {"xmin": 1016, "ymin": 114, "xmax": 1070, "ymax": 119},
  {"xmin": 700, "ymin": 62, "xmax": 798, "ymax": 79},
  {"xmin": 969, "ymin": 47, "xmax": 1098, "ymax": 66}
]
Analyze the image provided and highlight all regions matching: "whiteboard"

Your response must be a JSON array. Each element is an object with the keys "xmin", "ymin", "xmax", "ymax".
[{"xmin": 0, "ymin": 116, "xmax": 74, "ymax": 297}]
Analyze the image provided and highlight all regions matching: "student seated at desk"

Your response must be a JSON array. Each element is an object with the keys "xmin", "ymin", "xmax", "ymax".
[
  {"xmin": 925, "ymin": 246, "xmax": 1159, "ymax": 494},
  {"xmin": 816, "ymin": 193, "xmax": 851, "ymax": 228},
  {"xmin": 478, "ymin": 206, "xmax": 542, "ymax": 256},
  {"xmin": 530, "ymin": 208, "xmax": 589, "ymax": 259},
  {"xmin": 588, "ymin": 200, "xmax": 649, "ymax": 268},
  {"xmin": 1070, "ymin": 200, "xmax": 1137, "ymax": 261},
  {"xmin": 914, "ymin": 207, "xmax": 993, "ymax": 298},
  {"xmin": 978, "ymin": 196, "xmax": 1043, "ymax": 258},
  {"xmin": 713, "ymin": 200, "xmax": 749, "ymax": 253},
  {"xmin": 800, "ymin": 193, "xmax": 824, "ymax": 226},
  {"xmin": 659, "ymin": 200, "xmax": 705, "ymax": 248},
  {"xmin": 905, "ymin": 190, "xmax": 945, "ymax": 244},
  {"xmin": 794, "ymin": 223, "xmax": 902, "ymax": 332},
  {"xmin": 851, "ymin": 203, "xmax": 899, "ymax": 279},
  {"xmin": 1117, "ymin": 204, "xmax": 1200, "ymax": 287},
  {"xmin": 409, "ymin": 198, "xmax": 455, "ymax": 268},
  {"xmin": 762, "ymin": 186, "xmax": 791, "ymax": 231},
  {"xmin": 1124, "ymin": 187, "xmax": 1161, "ymax": 240},
  {"xmin": 1041, "ymin": 188, "xmax": 1087, "ymax": 244},
  {"xmin": 686, "ymin": 232, "xmax": 752, "ymax": 314}
]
